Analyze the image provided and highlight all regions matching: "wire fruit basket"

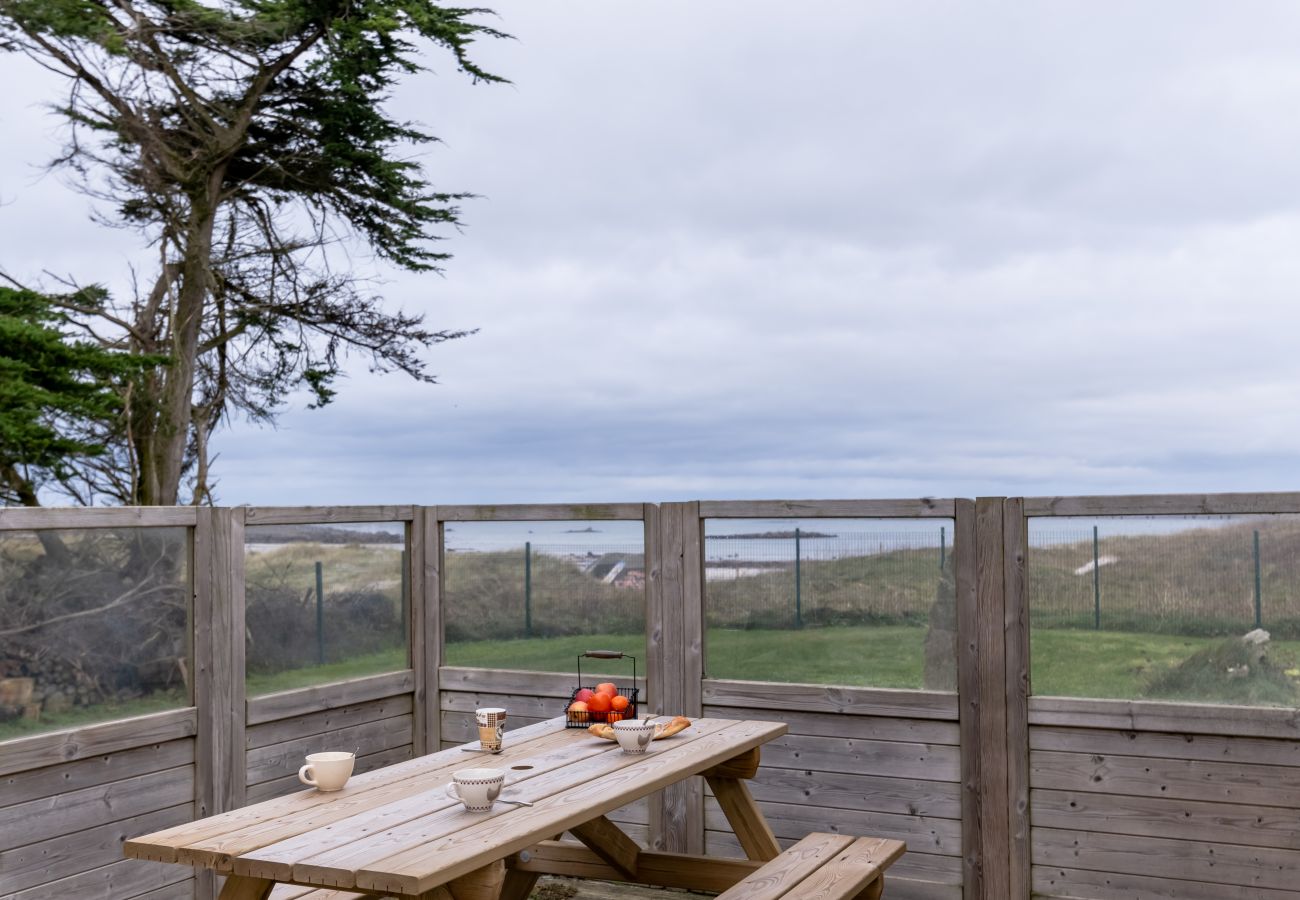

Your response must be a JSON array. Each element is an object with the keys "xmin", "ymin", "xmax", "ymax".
[{"xmin": 565, "ymin": 651, "xmax": 639, "ymax": 728}]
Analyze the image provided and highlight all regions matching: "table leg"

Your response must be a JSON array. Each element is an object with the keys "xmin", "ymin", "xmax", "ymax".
[
  {"xmin": 497, "ymin": 869, "xmax": 541, "ymax": 900},
  {"xmin": 852, "ymin": 874, "xmax": 884, "ymax": 900},
  {"xmin": 216, "ymin": 875, "xmax": 274, "ymax": 900},
  {"xmin": 704, "ymin": 775, "xmax": 781, "ymax": 861}
]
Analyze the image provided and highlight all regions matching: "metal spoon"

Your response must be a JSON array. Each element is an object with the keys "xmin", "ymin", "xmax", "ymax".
[{"xmin": 497, "ymin": 798, "xmax": 534, "ymax": 808}]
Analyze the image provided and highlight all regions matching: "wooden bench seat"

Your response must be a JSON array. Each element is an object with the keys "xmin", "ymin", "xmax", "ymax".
[
  {"xmin": 266, "ymin": 886, "xmax": 383, "ymax": 899},
  {"xmin": 716, "ymin": 832, "xmax": 906, "ymax": 900}
]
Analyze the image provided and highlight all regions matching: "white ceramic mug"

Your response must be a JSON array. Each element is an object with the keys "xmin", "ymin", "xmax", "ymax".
[
  {"xmin": 613, "ymin": 720, "xmax": 656, "ymax": 754},
  {"xmin": 445, "ymin": 767, "xmax": 505, "ymax": 811},
  {"xmin": 475, "ymin": 707, "xmax": 507, "ymax": 752},
  {"xmin": 298, "ymin": 751, "xmax": 355, "ymax": 791}
]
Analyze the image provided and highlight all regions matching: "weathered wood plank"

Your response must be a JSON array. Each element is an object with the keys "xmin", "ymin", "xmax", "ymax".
[
  {"xmin": 438, "ymin": 667, "xmax": 642, "ymax": 699},
  {"xmin": 409, "ymin": 509, "xmax": 430, "ymax": 755},
  {"xmin": 129, "ymin": 718, "xmax": 569, "ymax": 864},
  {"xmin": 130, "ymin": 879, "xmax": 200, "ymax": 900},
  {"xmin": 242, "ymin": 506, "xmax": 416, "ymax": 525},
  {"xmin": 0, "ymin": 708, "xmax": 197, "ymax": 777},
  {"xmin": 346, "ymin": 720, "xmax": 784, "ymax": 895},
  {"xmin": 195, "ymin": 506, "xmax": 248, "ymax": 829},
  {"xmin": 711, "ymin": 767, "xmax": 963, "ymax": 819},
  {"xmin": 568, "ymin": 815, "xmax": 641, "ymax": 879},
  {"xmin": 509, "ymin": 841, "xmax": 763, "ymax": 893},
  {"xmin": 247, "ymin": 672, "xmax": 415, "ymax": 725},
  {"xmin": 247, "ymin": 695, "xmax": 414, "ymax": 750},
  {"xmin": 439, "ymin": 690, "xmax": 568, "ymax": 718},
  {"xmin": 1030, "ymin": 747, "xmax": 1300, "ymax": 808},
  {"xmin": 0, "ymin": 764, "xmax": 194, "ymax": 848},
  {"xmin": 952, "ymin": 496, "xmax": 981, "ymax": 900},
  {"xmin": 706, "ymin": 705, "xmax": 961, "ymax": 746},
  {"xmin": 681, "ymin": 500, "xmax": 704, "ymax": 854},
  {"xmin": 1003, "ymin": 496, "xmax": 1029, "ymax": 900},
  {"xmin": 1, "ymin": 738, "xmax": 194, "ymax": 808},
  {"xmin": 0, "ymin": 506, "xmax": 198, "ymax": 530},
  {"xmin": 705, "ymin": 776, "xmax": 780, "ymax": 861},
  {"xmin": 1028, "ymin": 723, "xmax": 1300, "ymax": 767},
  {"xmin": 1031, "ymin": 787, "xmax": 1300, "ymax": 850},
  {"xmin": 1028, "ymin": 696, "xmax": 1300, "ymax": 739},
  {"xmin": 245, "ymin": 744, "xmax": 414, "ymax": 805},
  {"xmin": 5, "ymin": 857, "xmax": 193, "ymax": 900},
  {"xmin": 704, "ymin": 799, "xmax": 962, "ymax": 857},
  {"xmin": 655, "ymin": 501, "xmax": 689, "ymax": 854},
  {"xmin": 757, "ymin": 732, "xmax": 961, "ymax": 782},
  {"xmin": 436, "ymin": 504, "xmax": 646, "ymax": 522},
  {"xmin": 698, "ymin": 499, "xmax": 956, "ymax": 518},
  {"xmin": 706, "ymin": 829, "xmax": 965, "ymax": 886},
  {"xmin": 0, "ymin": 801, "xmax": 192, "ymax": 894},
  {"xmin": 1023, "ymin": 492, "xmax": 1300, "ymax": 517},
  {"xmin": 245, "ymin": 714, "xmax": 413, "ymax": 786},
  {"xmin": 1031, "ymin": 825, "xmax": 1300, "ymax": 891},
  {"xmin": 713, "ymin": 831, "xmax": 854, "ymax": 899},
  {"xmin": 1031, "ymin": 863, "xmax": 1300, "ymax": 899},
  {"xmin": 702, "ymin": 679, "xmax": 959, "ymax": 720},
  {"xmin": 975, "ymin": 496, "xmax": 1010, "ymax": 899}
]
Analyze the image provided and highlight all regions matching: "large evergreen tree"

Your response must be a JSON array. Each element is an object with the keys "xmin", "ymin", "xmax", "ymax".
[
  {"xmin": 0, "ymin": 285, "xmax": 145, "ymax": 506},
  {"xmin": 0, "ymin": 2, "xmax": 505, "ymax": 504}
]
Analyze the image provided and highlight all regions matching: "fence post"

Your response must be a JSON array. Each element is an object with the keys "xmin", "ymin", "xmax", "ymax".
[
  {"xmin": 315, "ymin": 560, "xmax": 325, "ymax": 665},
  {"xmin": 1092, "ymin": 525, "xmax": 1101, "ymax": 630},
  {"xmin": 524, "ymin": 541, "xmax": 533, "ymax": 638},
  {"xmin": 410, "ymin": 507, "xmax": 442, "ymax": 757},
  {"xmin": 193, "ymin": 507, "xmax": 246, "ymax": 900},
  {"xmin": 940, "ymin": 525, "xmax": 946, "ymax": 570},
  {"xmin": 1253, "ymin": 529, "xmax": 1262, "ymax": 630},
  {"xmin": 794, "ymin": 527, "xmax": 803, "ymax": 628}
]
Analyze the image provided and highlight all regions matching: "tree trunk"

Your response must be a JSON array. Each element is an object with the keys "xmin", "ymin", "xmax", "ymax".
[{"xmin": 133, "ymin": 182, "xmax": 222, "ymax": 506}]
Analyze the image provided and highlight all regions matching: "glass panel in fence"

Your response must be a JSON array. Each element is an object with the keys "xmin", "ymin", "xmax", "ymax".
[
  {"xmin": 703, "ymin": 518, "xmax": 957, "ymax": 690},
  {"xmin": 442, "ymin": 520, "xmax": 647, "ymax": 673},
  {"xmin": 244, "ymin": 521, "xmax": 409, "ymax": 696},
  {"xmin": 0, "ymin": 527, "xmax": 190, "ymax": 741},
  {"xmin": 1028, "ymin": 514, "xmax": 1300, "ymax": 706}
]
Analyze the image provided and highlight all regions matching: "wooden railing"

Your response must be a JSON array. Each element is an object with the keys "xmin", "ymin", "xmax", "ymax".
[{"xmin": 3, "ymin": 495, "xmax": 1300, "ymax": 900}]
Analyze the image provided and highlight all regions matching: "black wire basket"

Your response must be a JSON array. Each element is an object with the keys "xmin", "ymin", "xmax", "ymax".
[{"xmin": 565, "ymin": 651, "xmax": 639, "ymax": 728}]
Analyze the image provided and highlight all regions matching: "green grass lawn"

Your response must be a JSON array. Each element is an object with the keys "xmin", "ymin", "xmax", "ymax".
[
  {"xmin": 246, "ymin": 646, "xmax": 411, "ymax": 697},
  {"xmin": 8, "ymin": 626, "xmax": 1299, "ymax": 742},
  {"xmin": 449, "ymin": 626, "xmax": 1300, "ymax": 701}
]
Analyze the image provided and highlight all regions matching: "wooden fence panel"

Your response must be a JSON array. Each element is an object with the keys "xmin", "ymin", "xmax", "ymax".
[
  {"xmin": 701, "ymin": 696, "xmax": 964, "ymax": 900},
  {"xmin": 0, "ymin": 730, "xmax": 197, "ymax": 899}
]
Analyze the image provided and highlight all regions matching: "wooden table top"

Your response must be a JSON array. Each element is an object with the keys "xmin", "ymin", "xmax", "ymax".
[{"xmin": 125, "ymin": 715, "xmax": 787, "ymax": 897}]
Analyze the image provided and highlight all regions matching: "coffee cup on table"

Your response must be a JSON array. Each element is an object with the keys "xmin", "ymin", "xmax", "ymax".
[
  {"xmin": 298, "ymin": 751, "xmax": 355, "ymax": 791},
  {"xmin": 446, "ymin": 767, "xmax": 506, "ymax": 811},
  {"xmin": 613, "ymin": 719, "xmax": 655, "ymax": 754},
  {"xmin": 476, "ymin": 707, "xmax": 507, "ymax": 752}
]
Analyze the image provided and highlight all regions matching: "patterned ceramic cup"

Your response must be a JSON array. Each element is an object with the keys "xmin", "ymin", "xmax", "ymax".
[
  {"xmin": 613, "ymin": 720, "xmax": 656, "ymax": 754},
  {"xmin": 298, "ymin": 751, "xmax": 355, "ymax": 791},
  {"xmin": 446, "ymin": 767, "xmax": 506, "ymax": 811}
]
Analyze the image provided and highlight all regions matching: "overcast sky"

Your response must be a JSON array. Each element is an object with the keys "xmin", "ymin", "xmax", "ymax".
[{"xmin": 4, "ymin": 2, "xmax": 1300, "ymax": 506}]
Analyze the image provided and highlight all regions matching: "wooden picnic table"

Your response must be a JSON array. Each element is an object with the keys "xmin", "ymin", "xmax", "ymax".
[{"xmin": 125, "ymin": 715, "xmax": 789, "ymax": 900}]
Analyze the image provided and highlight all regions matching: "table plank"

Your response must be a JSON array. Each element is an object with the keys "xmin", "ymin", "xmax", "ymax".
[
  {"xmin": 127, "ymin": 718, "xmax": 569, "ymax": 864},
  {"xmin": 287, "ymin": 719, "xmax": 739, "ymax": 889},
  {"xmin": 354, "ymin": 718, "xmax": 788, "ymax": 896},
  {"xmin": 230, "ymin": 729, "xmax": 625, "ymax": 879}
]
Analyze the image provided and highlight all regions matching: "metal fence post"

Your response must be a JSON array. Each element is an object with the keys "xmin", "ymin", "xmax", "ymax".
[
  {"xmin": 1092, "ymin": 526, "xmax": 1101, "ymax": 630},
  {"xmin": 1253, "ymin": 529, "xmax": 1262, "ymax": 629},
  {"xmin": 315, "ymin": 560, "xmax": 325, "ymax": 664},
  {"xmin": 524, "ymin": 541, "xmax": 533, "ymax": 638},
  {"xmin": 794, "ymin": 527, "xmax": 803, "ymax": 628}
]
